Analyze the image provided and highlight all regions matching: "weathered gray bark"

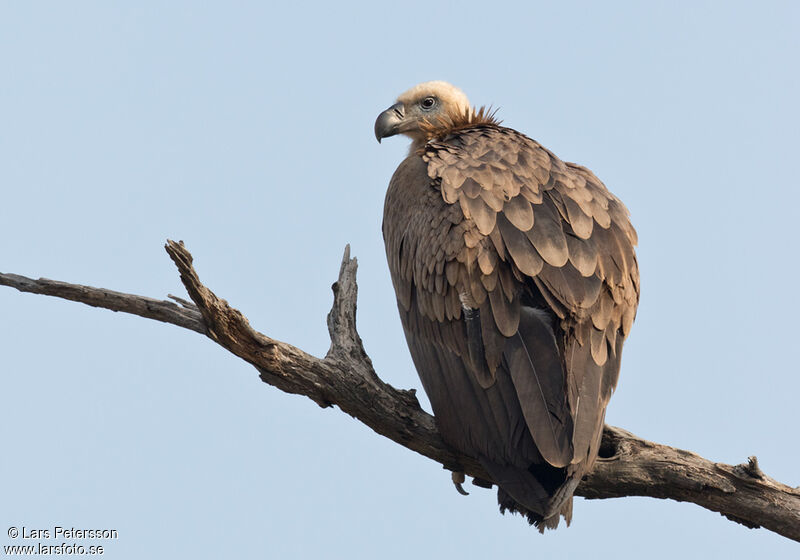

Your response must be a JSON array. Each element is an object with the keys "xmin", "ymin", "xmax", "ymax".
[{"xmin": 2, "ymin": 240, "xmax": 798, "ymax": 542}]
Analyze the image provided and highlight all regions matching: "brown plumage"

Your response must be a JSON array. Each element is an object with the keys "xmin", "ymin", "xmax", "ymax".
[{"xmin": 376, "ymin": 81, "xmax": 639, "ymax": 529}]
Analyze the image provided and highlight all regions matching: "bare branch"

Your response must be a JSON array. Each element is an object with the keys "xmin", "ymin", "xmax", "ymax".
[
  {"xmin": 2, "ymin": 243, "xmax": 798, "ymax": 542},
  {"xmin": 580, "ymin": 427, "xmax": 800, "ymax": 541},
  {"xmin": 0, "ymin": 271, "xmax": 205, "ymax": 333}
]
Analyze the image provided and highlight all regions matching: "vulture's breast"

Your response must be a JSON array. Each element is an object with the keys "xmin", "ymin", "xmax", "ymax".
[{"xmin": 383, "ymin": 154, "xmax": 471, "ymax": 312}]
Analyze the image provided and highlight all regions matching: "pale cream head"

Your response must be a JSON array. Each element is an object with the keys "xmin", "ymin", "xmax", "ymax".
[
  {"xmin": 395, "ymin": 81, "xmax": 471, "ymax": 116},
  {"xmin": 374, "ymin": 81, "xmax": 473, "ymax": 150}
]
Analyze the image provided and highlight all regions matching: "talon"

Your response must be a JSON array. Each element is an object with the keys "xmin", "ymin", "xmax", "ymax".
[{"xmin": 452, "ymin": 471, "xmax": 469, "ymax": 495}]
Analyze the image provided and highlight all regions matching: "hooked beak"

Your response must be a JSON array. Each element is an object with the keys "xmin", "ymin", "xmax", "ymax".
[{"xmin": 374, "ymin": 102, "xmax": 405, "ymax": 143}]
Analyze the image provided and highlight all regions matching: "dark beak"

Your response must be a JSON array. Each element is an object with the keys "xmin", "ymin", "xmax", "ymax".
[{"xmin": 374, "ymin": 102, "xmax": 405, "ymax": 143}]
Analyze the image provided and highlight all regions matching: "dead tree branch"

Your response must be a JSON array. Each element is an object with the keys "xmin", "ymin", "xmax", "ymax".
[{"xmin": 2, "ymin": 241, "xmax": 798, "ymax": 542}]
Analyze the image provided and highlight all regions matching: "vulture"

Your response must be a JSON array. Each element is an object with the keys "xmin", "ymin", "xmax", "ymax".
[{"xmin": 375, "ymin": 81, "xmax": 639, "ymax": 529}]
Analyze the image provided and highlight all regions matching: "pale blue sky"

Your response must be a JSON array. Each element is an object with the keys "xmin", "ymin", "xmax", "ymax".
[{"xmin": 1, "ymin": 1, "xmax": 798, "ymax": 558}]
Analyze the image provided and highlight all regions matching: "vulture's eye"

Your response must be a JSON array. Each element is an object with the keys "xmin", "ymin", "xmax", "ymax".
[{"xmin": 420, "ymin": 97, "xmax": 437, "ymax": 110}]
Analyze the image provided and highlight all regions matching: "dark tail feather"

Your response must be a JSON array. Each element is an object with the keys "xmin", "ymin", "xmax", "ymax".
[
  {"xmin": 481, "ymin": 457, "xmax": 577, "ymax": 530},
  {"xmin": 496, "ymin": 483, "xmax": 574, "ymax": 532}
]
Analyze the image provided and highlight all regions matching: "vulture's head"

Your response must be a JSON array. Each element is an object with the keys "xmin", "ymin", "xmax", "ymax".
[{"xmin": 374, "ymin": 81, "xmax": 472, "ymax": 148}]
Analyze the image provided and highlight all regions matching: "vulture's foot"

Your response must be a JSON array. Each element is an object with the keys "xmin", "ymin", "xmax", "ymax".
[{"xmin": 451, "ymin": 471, "xmax": 469, "ymax": 495}]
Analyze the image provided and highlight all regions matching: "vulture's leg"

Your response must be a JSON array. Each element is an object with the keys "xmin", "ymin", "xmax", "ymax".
[{"xmin": 463, "ymin": 306, "xmax": 485, "ymax": 371}]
